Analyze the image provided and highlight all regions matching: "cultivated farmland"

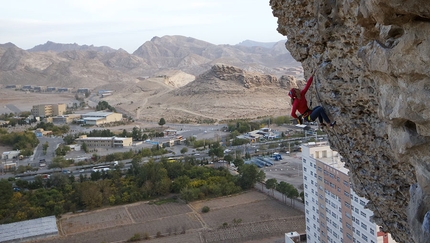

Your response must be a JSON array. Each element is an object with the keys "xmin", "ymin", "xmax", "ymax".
[{"xmin": 36, "ymin": 190, "xmax": 305, "ymax": 243}]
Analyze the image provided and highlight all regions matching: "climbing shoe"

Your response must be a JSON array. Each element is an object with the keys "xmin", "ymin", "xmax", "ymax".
[{"xmin": 330, "ymin": 121, "xmax": 336, "ymax": 127}]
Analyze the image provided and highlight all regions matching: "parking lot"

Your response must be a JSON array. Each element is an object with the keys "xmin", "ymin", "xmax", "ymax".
[{"xmin": 259, "ymin": 152, "xmax": 304, "ymax": 190}]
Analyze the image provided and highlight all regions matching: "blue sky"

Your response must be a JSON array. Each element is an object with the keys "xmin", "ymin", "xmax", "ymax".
[{"xmin": 0, "ymin": 0, "xmax": 284, "ymax": 53}]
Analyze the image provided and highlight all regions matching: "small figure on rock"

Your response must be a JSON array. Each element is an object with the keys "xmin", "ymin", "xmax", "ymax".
[{"xmin": 288, "ymin": 70, "xmax": 336, "ymax": 128}]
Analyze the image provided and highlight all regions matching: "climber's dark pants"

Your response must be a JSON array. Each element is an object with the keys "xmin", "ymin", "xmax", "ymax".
[{"xmin": 308, "ymin": 106, "xmax": 331, "ymax": 124}]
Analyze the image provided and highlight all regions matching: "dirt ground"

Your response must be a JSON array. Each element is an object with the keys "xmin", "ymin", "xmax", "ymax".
[
  {"xmin": 0, "ymin": 90, "xmax": 78, "ymax": 114},
  {"xmin": 31, "ymin": 190, "xmax": 305, "ymax": 243}
]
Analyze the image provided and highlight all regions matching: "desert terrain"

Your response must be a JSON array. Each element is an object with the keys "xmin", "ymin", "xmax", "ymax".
[{"xmin": 32, "ymin": 190, "xmax": 305, "ymax": 243}]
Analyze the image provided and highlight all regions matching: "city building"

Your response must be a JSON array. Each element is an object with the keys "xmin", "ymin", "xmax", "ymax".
[
  {"xmin": 301, "ymin": 143, "xmax": 397, "ymax": 243},
  {"xmin": 79, "ymin": 111, "xmax": 123, "ymax": 125},
  {"xmin": 75, "ymin": 135, "xmax": 132, "ymax": 148},
  {"xmin": 31, "ymin": 103, "xmax": 66, "ymax": 117},
  {"xmin": 1, "ymin": 150, "xmax": 20, "ymax": 160},
  {"xmin": 50, "ymin": 114, "xmax": 81, "ymax": 124},
  {"xmin": 34, "ymin": 128, "xmax": 53, "ymax": 137}
]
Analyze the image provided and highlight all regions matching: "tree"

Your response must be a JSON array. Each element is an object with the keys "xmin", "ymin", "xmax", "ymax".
[
  {"xmin": 237, "ymin": 164, "xmax": 265, "ymax": 190},
  {"xmin": 232, "ymin": 156, "xmax": 244, "ymax": 168},
  {"xmin": 265, "ymin": 178, "xmax": 277, "ymax": 197},
  {"xmin": 0, "ymin": 179, "xmax": 13, "ymax": 206},
  {"xmin": 223, "ymin": 154, "xmax": 234, "ymax": 164},
  {"xmin": 285, "ymin": 183, "xmax": 299, "ymax": 206},
  {"xmin": 276, "ymin": 181, "xmax": 289, "ymax": 203},
  {"xmin": 158, "ymin": 118, "xmax": 166, "ymax": 127},
  {"xmin": 81, "ymin": 142, "xmax": 88, "ymax": 153},
  {"xmin": 180, "ymin": 147, "xmax": 188, "ymax": 154},
  {"xmin": 42, "ymin": 142, "xmax": 49, "ymax": 155},
  {"xmin": 49, "ymin": 156, "xmax": 70, "ymax": 171}
]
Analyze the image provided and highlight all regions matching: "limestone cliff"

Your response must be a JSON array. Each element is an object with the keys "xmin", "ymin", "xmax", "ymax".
[{"xmin": 270, "ymin": 0, "xmax": 430, "ymax": 242}]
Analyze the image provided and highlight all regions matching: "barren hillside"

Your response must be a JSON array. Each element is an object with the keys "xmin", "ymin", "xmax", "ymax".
[{"xmin": 102, "ymin": 64, "xmax": 305, "ymax": 122}]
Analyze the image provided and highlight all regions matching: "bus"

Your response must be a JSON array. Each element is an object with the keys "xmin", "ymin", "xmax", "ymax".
[
  {"xmin": 167, "ymin": 157, "xmax": 176, "ymax": 162},
  {"xmin": 92, "ymin": 166, "xmax": 110, "ymax": 173}
]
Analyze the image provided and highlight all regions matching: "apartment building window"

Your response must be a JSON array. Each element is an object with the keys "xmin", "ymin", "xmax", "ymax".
[
  {"xmin": 304, "ymin": 176, "xmax": 308, "ymax": 180},
  {"xmin": 304, "ymin": 167, "xmax": 307, "ymax": 172},
  {"xmin": 370, "ymin": 228, "xmax": 374, "ymax": 234},
  {"xmin": 362, "ymin": 234, "xmax": 368, "ymax": 241},
  {"xmin": 346, "ymin": 222, "xmax": 352, "ymax": 229},
  {"xmin": 347, "ymin": 233, "xmax": 352, "ymax": 240},
  {"xmin": 344, "ymin": 191, "xmax": 350, "ymax": 197},
  {"xmin": 318, "ymin": 175, "xmax": 322, "ymax": 181},
  {"xmin": 355, "ymin": 208, "xmax": 359, "ymax": 213},
  {"xmin": 333, "ymin": 232, "xmax": 338, "ymax": 239},
  {"xmin": 361, "ymin": 211, "xmax": 367, "ymax": 218},
  {"xmin": 344, "ymin": 180, "xmax": 349, "ymax": 187},
  {"xmin": 345, "ymin": 202, "xmax": 351, "ymax": 208},
  {"xmin": 305, "ymin": 184, "xmax": 308, "ymax": 189},
  {"xmin": 303, "ymin": 159, "xmax": 306, "ymax": 163},
  {"xmin": 318, "ymin": 166, "xmax": 322, "ymax": 172},
  {"xmin": 361, "ymin": 222, "xmax": 367, "ymax": 230},
  {"xmin": 355, "ymin": 196, "xmax": 358, "ymax": 202},
  {"xmin": 356, "ymin": 229, "xmax": 361, "ymax": 236},
  {"xmin": 360, "ymin": 200, "xmax": 366, "ymax": 206}
]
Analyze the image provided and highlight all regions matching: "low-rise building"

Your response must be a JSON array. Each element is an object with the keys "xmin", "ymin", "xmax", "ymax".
[
  {"xmin": 162, "ymin": 139, "xmax": 175, "ymax": 147},
  {"xmin": 1, "ymin": 150, "xmax": 20, "ymax": 160},
  {"xmin": 52, "ymin": 114, "xmax": 80, "ymax": 124},
  {"xmin": 75, "ymin": 135, "xmax": 132, "ymax": 148},
  {"xmin": 34, "ymin": 128, "xmax": 53, "ymax": 137},
  {"xmin": 80, "ymin": 111, "xmax": 122, "ymax": 125}
]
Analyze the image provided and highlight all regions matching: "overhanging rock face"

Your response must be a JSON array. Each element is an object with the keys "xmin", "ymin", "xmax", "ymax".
[{"xmin": 269, "ymin": 0, "xmax": 430, "ymax": 242}]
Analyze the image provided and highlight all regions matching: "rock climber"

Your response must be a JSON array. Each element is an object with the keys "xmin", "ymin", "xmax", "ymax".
[{"xmin": 288, "ymin": 70, "xmax": 336, "ymax": 128}]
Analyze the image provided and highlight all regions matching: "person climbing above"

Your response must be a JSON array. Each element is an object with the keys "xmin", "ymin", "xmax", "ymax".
[{"xmin": 288, "ymin": 70, "xmax": 336, "ymax": 127}]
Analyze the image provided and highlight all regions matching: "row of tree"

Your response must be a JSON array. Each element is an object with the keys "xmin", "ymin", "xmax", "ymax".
[
  {"xmin": 265, "ymin": 178, "xmax": 302, "ymax": 206},
  {"xmin": 0, "ymin": 158, "xmax": 265, "ymax": 224}
]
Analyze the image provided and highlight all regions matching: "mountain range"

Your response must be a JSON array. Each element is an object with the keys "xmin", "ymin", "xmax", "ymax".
[{"xmin": 0, "ymin": 35, "xmax": 303, "ymax": 122}]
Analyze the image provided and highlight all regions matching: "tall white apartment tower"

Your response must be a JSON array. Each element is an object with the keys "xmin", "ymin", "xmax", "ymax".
[{"xmin": 301, "ymin": 143, "xmax": 397, "ymax": 243}]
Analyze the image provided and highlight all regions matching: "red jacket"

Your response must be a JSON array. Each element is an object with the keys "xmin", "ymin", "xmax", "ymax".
[{"xmin": 290, "ymin": 75, "xmax": 313, "ymax": 119}]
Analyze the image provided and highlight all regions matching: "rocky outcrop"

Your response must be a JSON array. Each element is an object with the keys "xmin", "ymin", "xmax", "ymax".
[
  {"xmin": 199, "ymin": 64, "xmax": 280, "ymax": 89},
  {"xmin": 28, "ymin": 41, "xmax": 116, "ymax": 53},
  {"xmin": 270, "ymin": 0, "xmax": 430, "ymax": 242}
]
